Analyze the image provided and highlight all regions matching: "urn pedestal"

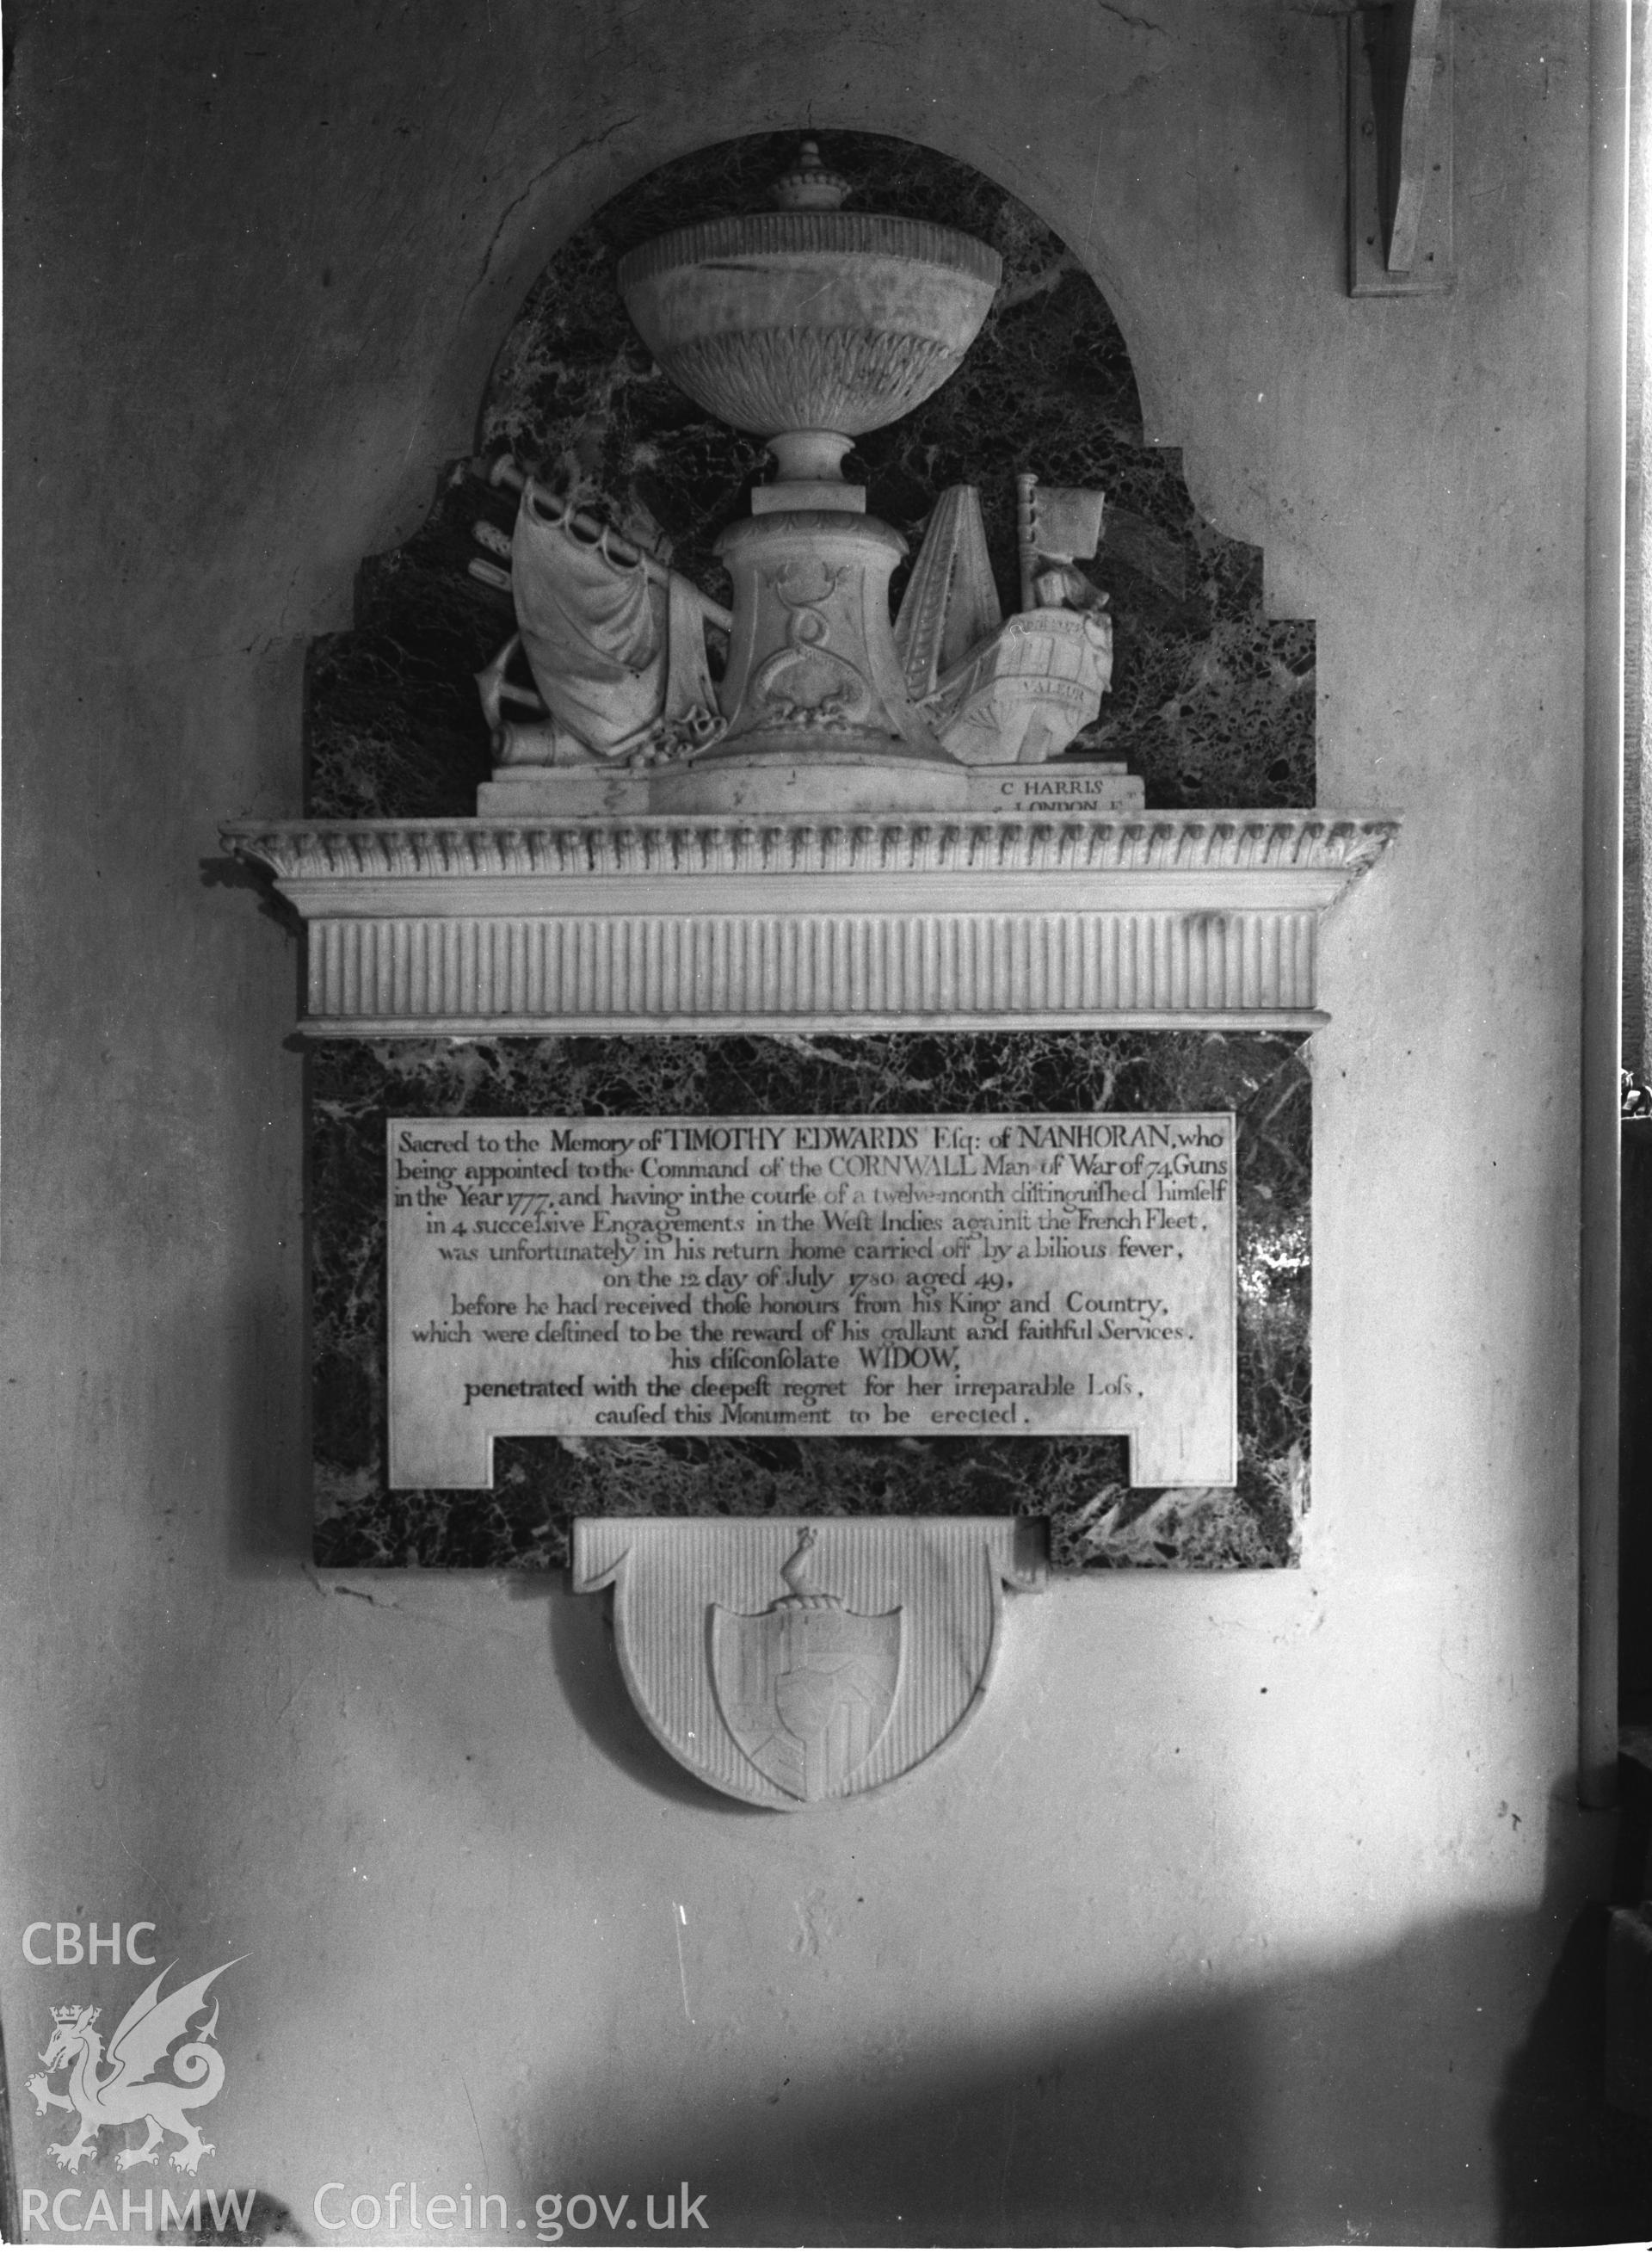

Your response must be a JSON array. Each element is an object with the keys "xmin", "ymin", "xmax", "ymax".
[
  {"xmin": 654, "ymin": 512, "xmax": 968, "ymax": 815},
  {"xmin": 617, "ymin": 163, "xmax": 1001, "ymax": 818}
]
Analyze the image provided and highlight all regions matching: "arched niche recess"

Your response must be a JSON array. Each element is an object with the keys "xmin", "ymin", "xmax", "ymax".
[{"xmin": 305, "ymin": 130, "xmax": 1315, "ymax": 824}]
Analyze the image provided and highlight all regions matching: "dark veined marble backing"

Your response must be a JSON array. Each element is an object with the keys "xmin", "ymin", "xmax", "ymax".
[
  {"xmin": 305, "ymin": 131, "xmax": 1315, "ymax": 823},
  {"xmin": 312, "ymin": 1031, "xmax": 1310, "ymax": 1573}
]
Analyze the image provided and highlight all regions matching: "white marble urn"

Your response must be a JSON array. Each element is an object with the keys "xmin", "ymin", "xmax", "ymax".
[{"xmin": 618, "ymin": 143, "xmax": 1002, "ymax": 812}]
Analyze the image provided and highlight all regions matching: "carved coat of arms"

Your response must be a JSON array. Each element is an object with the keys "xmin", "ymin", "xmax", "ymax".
[
  {"xmin": 711, "ymin": 1530, "xmax": 902, "ymax": 1801},
  {"xmin": 576, "ymin": 1518, "xmax": 1042, "ymax": 1808}
]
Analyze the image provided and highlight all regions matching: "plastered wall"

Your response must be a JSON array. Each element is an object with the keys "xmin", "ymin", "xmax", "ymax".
[{"xmin": 2, "ymin": 3, "xmax": 1630, "ymax": 2241}]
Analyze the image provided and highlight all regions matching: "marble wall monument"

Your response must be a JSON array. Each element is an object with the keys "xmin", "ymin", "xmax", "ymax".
[{"xmin": 226, "ymin": 133, "xmax": 1397, "ymax": 1806}]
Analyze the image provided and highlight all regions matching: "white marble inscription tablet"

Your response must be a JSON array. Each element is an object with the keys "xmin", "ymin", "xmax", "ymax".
[{"xmin": 387, "ymin": 1113, "xmax": 1236, "ymax": 1490}]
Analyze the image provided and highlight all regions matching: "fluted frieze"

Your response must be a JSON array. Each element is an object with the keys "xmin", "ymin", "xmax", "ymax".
[{"xmin": 222, "ymin": 812, "xmax": 1398, "ymax": 1036}]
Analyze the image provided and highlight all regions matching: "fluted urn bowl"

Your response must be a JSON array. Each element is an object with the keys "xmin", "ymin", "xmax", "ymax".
[{"xmin": 618, "ymin": 212, "xmax": 1002, "ymax": 450}]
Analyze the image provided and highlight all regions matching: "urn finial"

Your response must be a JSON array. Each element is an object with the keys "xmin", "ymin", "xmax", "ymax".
[{"xmin": 770, "ymin": 139, "xmax": 851, "ymax": 211}]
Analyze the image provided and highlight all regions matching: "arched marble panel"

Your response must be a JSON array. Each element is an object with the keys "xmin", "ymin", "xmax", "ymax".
[{"xmin": 307, "ymin": 131, "xmax": 1315, "ymax": 824}]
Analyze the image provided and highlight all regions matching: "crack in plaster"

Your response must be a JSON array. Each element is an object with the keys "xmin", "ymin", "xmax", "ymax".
[
  {"xmin": 467, "ymin": 116, "xmax": 643, "ymax": 306},
  {"xmin": 1090, "ymin": 3, "xmax": 1167, "ymax": 32}
]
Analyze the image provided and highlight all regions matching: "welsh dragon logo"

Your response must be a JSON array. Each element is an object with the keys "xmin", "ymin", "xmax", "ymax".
[{"xmin": 27, "ymin": 1961, "xmax": 237, "ymax": 2176}]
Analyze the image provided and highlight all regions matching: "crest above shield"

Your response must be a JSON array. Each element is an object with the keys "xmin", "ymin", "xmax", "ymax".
[{"xmin": 574, "ymin": 1518, "xmax": 1045, "ymax": 1809}]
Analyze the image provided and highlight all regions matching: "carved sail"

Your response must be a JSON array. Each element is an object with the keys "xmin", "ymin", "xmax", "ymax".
[
  {"xmin": 506, "ymin": 481, "xmax": 718, "ymax": 764},
  {"xmin": 892, "ymin": 485, "xmax": 1003, "ymax": 701},
  {"xmin": 891, "ymin": 479, "xmax": 1114, "ymax": 765}
]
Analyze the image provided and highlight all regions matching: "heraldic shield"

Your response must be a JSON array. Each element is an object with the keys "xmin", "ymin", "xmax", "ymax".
[
  {"xmin": 573, "ymin": 1516, "xmax": 1045, "ymax": 1809},
  {"xmin": 711, "ymin": 1531, "xmax": 901, "ymax": 1802}
]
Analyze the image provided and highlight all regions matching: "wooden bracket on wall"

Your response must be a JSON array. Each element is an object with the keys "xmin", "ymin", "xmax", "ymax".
[{"xmin": 1347, "ymin": 3, "xmax": 1454, "ymax": 297}]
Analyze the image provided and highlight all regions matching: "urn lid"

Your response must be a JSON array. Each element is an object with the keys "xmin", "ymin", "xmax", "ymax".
[
  {"xmin": 615, "ymin": 139, "xmax": 1003, "ymax": 298},
  {"xmin": 768, "ymin": 139, "xmax": 852, "ymax": 211}
]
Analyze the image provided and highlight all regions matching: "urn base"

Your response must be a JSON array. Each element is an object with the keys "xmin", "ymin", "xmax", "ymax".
[{"xmin": 651, "ymin": 743, "xmax": 968, "ymax": 815}]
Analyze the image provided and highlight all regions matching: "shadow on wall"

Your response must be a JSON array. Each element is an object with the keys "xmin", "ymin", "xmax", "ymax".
[{"xmin": 509, "ymin": 1796, "xmax": 1652, "ymax": 2247}]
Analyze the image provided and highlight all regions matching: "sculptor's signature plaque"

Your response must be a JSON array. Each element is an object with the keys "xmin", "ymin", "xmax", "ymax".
[{"xmin": 387, "ymin": 1114, "xmax": 1236, "ymax": 1489}]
